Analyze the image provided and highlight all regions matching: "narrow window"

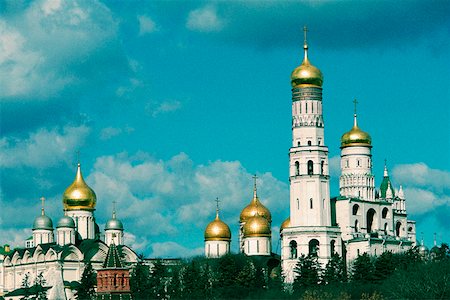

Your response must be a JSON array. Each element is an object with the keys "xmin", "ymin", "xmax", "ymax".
[
  {"xmin": 307, "ymin": 160, "xmax": 313, "ymax": 175},
  {"xmin": 310, "ymin": 198, "xmax": 313, "ymax": 209},
  {"xmin": 321, "ymin": 161, "xmax": 324, "ymax": 175},
  {"xmin": 298, "ymin": 141, "xmax": 300, "ymax": 146},
  {"xmin": 297, "ymin": 198, "xmax": 299, "ymax": 210},
  {"xmin": 308, "ymin": 140, "xmax": 312, "ymax": 146},
  {"xmin": 217, "ymin": 244, "xmax": 219, "ymax": 256},
  {"xmin": 357, "ymin": 159, "xmax": 361, "ymax": 167},
  {"xmin": 257, "ymin": 240, "xmax": 260, "ymax": 252},
  {"xmin": 306, "ymin": 102, "xmax": 308, "ymax": 113},
  {"xmin": 345, "ymin": 160, "xmax": 349, "ymax": 168},
  {"xmin": 289, "ymin": 240, "xmax": 298, "ymax": 259},
  {"xmin": 295, "ymin": 161, "xmax": 300, "ymax": 176},
  {"xmin": 330, "ymin": 240, "xmax": 336, "ymax": 254}
]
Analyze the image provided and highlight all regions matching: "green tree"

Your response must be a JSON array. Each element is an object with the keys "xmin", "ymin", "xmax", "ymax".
[
  {"xmin": 294, "ymin": 254, "xmax": 321, "ymax": 291},
  {"xmin": 166, "ymin": 266, "xmax": 182, "ymax": 300},
  {"xmin": 33, "ymin": 272, "xmax": 48, "ymax": 300},
  {"xmin": 214, "ymin": 254, "xmax": 242, "ymax": 299},
  {"xmin": 373, "ymin": 251, "xmax": 396, "ymax": 282},
  {"xmin": 20, "ymin": 273, "xmax": 31, "ymax": 300},
  {"xmin": 351, "ymin": 253, "xmax": 374, "ymax": 283},
  {"xmin": 130, "ymin": 259, "xmax": 151, "ymax": 299},
  {"xmin": 76, "ymin": 262, "xmax": 97, "ymax": 300},
  {"xmin": 148, "ymin": 260, "xmax": 166, "ymax": 299},
  {"xmin": 322, "ymin": 253, "xmax": 346, "ymax": 285}
]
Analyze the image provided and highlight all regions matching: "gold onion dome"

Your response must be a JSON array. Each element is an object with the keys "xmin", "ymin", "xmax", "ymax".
[
  {"xmin": 243, "ymin": 213, "xmax": 271, "ymax": 237},
  {"xmin": 239, "ymin": 188, "xmax": 272, "ymax": 223},
  {"xmin": 63, "ymin": 163, "xmax": 97, "ymax": 211},
  {"xmin": 204, "ymin": 211, "xmax": 231, "ymax": 241},
  {"xmin": 280, "ymin": 217, "xmax": 291, "ymax": 232},
  {"xmin": 291, "ymin": 28, "xmax": 323, "ymax": 88},
  {"xmin": 341, "ymin": 115, "xmax": 372, "ymax": 148}
]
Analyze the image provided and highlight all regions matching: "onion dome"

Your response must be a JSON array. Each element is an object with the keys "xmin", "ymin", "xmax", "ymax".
[
  {"xmin": 204, "ymin": 209, "xmax": 231, "ymax": 242},
  {"xmin": 33, "ymin": 214, "xmax": 53, "ymax": 230},
  {"xmin": 280, "ymin": 217, "xmax": 291, "ymax": 232},
  {"xmin": 105, "ymin": 211, "xmax": 124, "ymax": 231},
  {"xmin": 63, "ymin": 163, "xmax": 96, "ymax": 211},
  {"xmin": 57, "ymin": 216, "xmax": 75, "ymax": 228},
  {"xmin": 240, "ymin": 184, "xmax": 272, "ymax": 223},
  {"xmin": 291, "ymin": 28, "xmax": 323, "ymax": 88},
  {"xmin": 243, "ymin": 213, "xmax": 271, "ymax": 238},
  {"xmin": 341, "ymin": 114, "xmax": 372, "ymax": 148}
]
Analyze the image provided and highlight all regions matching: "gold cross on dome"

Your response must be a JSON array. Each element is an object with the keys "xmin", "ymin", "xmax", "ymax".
[
  {"xmin": 353, "ymin": 98, "xmax": 358, "ymax": 115},
  {"xmin": 303, "ymin": 25, "xmax": 308, "ymax": 45},
  {"xmin": 215, "ymin": 197, "xmax": 220, "ymax": 211}
]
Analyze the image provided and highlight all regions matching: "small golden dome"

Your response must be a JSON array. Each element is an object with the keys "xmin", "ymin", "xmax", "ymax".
[
  {"xmin": 243, "ymin": 214, "xmax": 271, "ymax": 237},
  {"xmin": 240, "ymin": 190, "xmax": 272, "ymax": 223},
  {"xmin": 204, "ymin": 213, "xmax": 231, "ymax": 241},
  {"xmin": 63, "ymin": 163, "xmax": 97, "ymax": 211},
  {"xmin": 341, "ymin": 115, "xmax": 372, "ymax": 148},
  {"xmin": 291, "ymin": 39, "xmax": 323, "ymax": 88},
  {"xmin": 280, "ymin": 217, "xmax": 291, "ymax": 232}
]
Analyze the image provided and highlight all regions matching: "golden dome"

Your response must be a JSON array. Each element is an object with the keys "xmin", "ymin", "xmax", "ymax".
[
  {"xmin": 63, "ymin": 163, "xmax": 97, "ymax": 211},
  {"xmin": 204, "ymin": 212, "xmax": 231, "ymax": 241},
  {"xmin": 240, "ymin": 189, "xmax": 272, "ymax": 223},
  {"xmin": 243, "ymin": 213, "xmax": 271, "ymax": 237},
  {"xmin": 280, "ymin": 217, "xmax": 291, "ymax": 232},
  {"xmin": 291, "ymin": 39, "xmax": 323, "ymax": 88},
  {"xmin": 341, "ymin": 115, "xmax": 372, "ymax": 148}
]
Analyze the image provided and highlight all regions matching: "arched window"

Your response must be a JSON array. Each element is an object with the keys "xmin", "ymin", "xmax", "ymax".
[
  {"xmin": 310, "ymin": 198, "xmax": 313, "ymax": 209},
  {"xmin": 309, "ymin": 239, "xmax": 319, "ymax": 257},
  {"xmin": 330, "ymin": 240, "xmax": 336, "ymax": 254},
  {"xmin": 289, "ymin": 240, "xmax": 298, "ymax": 259},
  {"xmin": 321, "ymin": 161, "xmax": 324, "ymax": 175},
  {"xmin": 307, "ymin": 160, "xmax": 313, "ymax": 175},
  {"xmin": 355, "ymin": 219, "xmax": 359, "ymax": 232},
  {"xmin": 308, "ymin": 140, "xmax": 312, "ymax": 146},
  {"xmin": 382, "ymin": 208, "xmax": 389, "ymax": 219},
  {"xmin": 298, "ymin": 141, "xmax": 300, "ymax": 146},
  {"xmin": 352, "ymin": 204, "xmax": 360, "ymax": 216},
  {"xmin": 306, "ymin": 102, "xmax": 308, "ymax": 113},
  {"xmin": 408, "ymin": 227, "xmax": 413, "ymax": 233},
  {"xmin": 357, "ymin": 159, "xmax": 361, "ymax": 167},
  {"xmin": 367, "ymin": 209, "xmax": 377, "ymax": 233},
  {"xmin": 297, "ymin": 198, "xmax": 299, "ymax": 210},
  {"xmin": 295, "ymin": 161, "xmax": 300, "ymax": 175},
  {"xmin": 396, "ymin": 222, "xmax": 401, "ymax": 237}
]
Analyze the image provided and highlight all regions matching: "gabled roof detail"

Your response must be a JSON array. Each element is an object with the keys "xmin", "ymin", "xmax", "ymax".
[{"xmin": 102, "ymin": 242, "xmax": 123, "ymax": 268}]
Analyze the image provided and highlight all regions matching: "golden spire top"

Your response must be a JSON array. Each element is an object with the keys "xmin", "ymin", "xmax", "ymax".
[
  {"xmin": 303, "ymin": 25, "xmax": 309, "ymax": 61},
  {"xmin": 40, "ymin": 196, "xmax": 46, "ymax": 216},
  {"xmin": 252, "ymin": 174, "xmax": 258, "ymax": 199},
  {"xmin": 340, "ymin": 99, "xmax": 372, "ymax": 148},
  {"xmin": 215, "ymin": 197, "xmax": 220, "ymax": 219}
]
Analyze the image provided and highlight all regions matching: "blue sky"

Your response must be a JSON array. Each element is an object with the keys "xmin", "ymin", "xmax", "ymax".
[{"xmin": 1, "ymin": 0, "xmax": 449, "ymax": 257}]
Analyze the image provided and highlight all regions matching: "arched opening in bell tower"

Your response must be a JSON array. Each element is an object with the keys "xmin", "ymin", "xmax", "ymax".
[
  {"xmin": 309, "ymin": 239, "xmax": 319, "ymax": 256},
  {"xmin": 367, "ymin": 209, "xmax": 377, "ymax": 233},
  {"xmin": 295, "ymin": 161, "xmax": 300, "ymax": 175},
  {"xmin": 307, "ymin": 160, "xmax": 313, "ymax": 175},
  {"xmin": 396, "ymin": 221, "xmax": 401, "ymax": 237},
  {"xmin": 289, "ymin": 240, "xmax": 298, "ymax": 259}
]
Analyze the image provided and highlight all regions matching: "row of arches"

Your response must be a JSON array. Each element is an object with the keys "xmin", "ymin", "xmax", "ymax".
[
  {"xmin": 295, "ymin": 160, "xmax": 325, "ymax": 176},
  {"xmin": 288, "ymin": 239, "xmax": 336, "ymax": 259}
]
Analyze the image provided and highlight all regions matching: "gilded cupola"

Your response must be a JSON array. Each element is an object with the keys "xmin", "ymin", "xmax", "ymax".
[
  {"xmin": 204, "ymin": 204, "xmax": 231, "ymax": 242},
  {"xmin": 280, "ymin": 216, "xmax": 291, "ymax": 232},
  {"xmin": 240, "ymin": 179, "xmax": 272, "ymax": 223},
  {"xmin": 291, "ymin": 26, "xmax": 323, "ymax": 88},
  {"xmin": 243, "ymin": 213, "xmax": 271, "ymax": 238},
  {"xmin": 341, "ymin": 101, "xmax": 372, "ymax": 148},
  {"xmin": 63, "ymin": 163, "xmax": 97, "ymax": 211}
]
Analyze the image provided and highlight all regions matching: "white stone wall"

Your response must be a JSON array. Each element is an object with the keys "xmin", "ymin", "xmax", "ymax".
[
  {"xmin": 66, "ymin": 210, "xmax": 95, "ymax": 240},
  {"xmin": 205, "ymin": 241, "xmax": 230, "ymax": 258},
  {"xmin": 32, "ymin": 229, "xmax": 54, "ymax": 246},
  {"xmin": 243, "ymin": 237, "xmax": 271, "ymax": 256},
  {"xmin": 56, "ymin": 228, "xmax": 75, "ymax": 246},
  {"xmin": 105, "ymin": 229, "xmax": 123, "ymax": 246}
]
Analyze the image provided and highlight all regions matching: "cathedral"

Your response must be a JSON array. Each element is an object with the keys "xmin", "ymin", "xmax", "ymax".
[
  {"xmin": 0, "ymin": 163, "xmax": 138, "ymax": 299},
  {"xmin": 204, "ymin": 29, "xmax": 416, "ymax": 283}
]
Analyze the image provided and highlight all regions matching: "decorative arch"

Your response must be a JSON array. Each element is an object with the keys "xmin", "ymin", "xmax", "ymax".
[
  {"xmin": 59, "ymin": 245, "xmax": 83, "ymax": 262},
  {"xmin": 396, "ymin": 221, "xmax": 402, "ymax": 237},
  {"xmin": 382, "ymin": 208, "xmax": 389, "ymax": 219},
  {"xmin": 120, "ymin": 246, "xmax": 139, "ymax": 264},
  {"xmin": 352, "ymin": 204, "xmax": 360, "ymax": 216},
  {"xmin": 307, "ymin": 160, "xmax": 313, "ymax": 175},
  {"xmin": 367, "ymin": 208, "xmax": 377, "ymax": 233},
  {"xmin": 45, "ymin": 248, "xmax": 57, "ymax": 261},
  {"xmin": 289, "ymin": 240, "xmax": 298, "ymax": 259},
  {"xmin": 308, "ymin": 239, "xmax": 319, "ymax": 257},
  {"xmin": 295, "ymin": 161, "xmax": 300, "ymax": 176}
]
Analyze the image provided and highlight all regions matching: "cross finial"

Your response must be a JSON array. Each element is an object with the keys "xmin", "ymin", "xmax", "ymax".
[
  {"xmin": 215, "ymin": 197, "xmax": 220, "ymax": 218},
  {"xmin": 76, "ymin": 150, "xmax": 80, "ymax": 166},
  {"xmin": 112, "ymin": 200, "xmax": 117, "ymax": 219},
  {"xmin": 303, "ymin": 25, "xmax": 308, "ymax": 46},
  {"xmin": 252, "ymin": 174, "xmax": 258, "ymax": 198},
  {"xmin": 40, "ymin": 196, "xmax": 45, "ymax": 215},
  {"xmin": 353, "ymin": 98, "xmax": 358, "ymax": 116}
]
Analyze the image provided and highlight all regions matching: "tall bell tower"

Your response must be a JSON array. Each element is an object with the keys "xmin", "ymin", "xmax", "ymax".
[{"xmin": 281, "ymin": 27, "xmax": 341, "ymax": 283}]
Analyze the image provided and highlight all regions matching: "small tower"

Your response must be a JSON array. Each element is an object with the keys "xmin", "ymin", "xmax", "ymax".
[
  {"xmin": 32, "ymin": 197, "xmax": 54, "ymax": 246},
  {"xmin": 204, "ymin": 198, "xmax": 231, "ymax": 258},
  {"xmin": 56, "ymin": 214, "xmax": 76, "ymax": 246},
  {"xmin": 63, "ymin": 163, "xmax": 97, "ymax": 240},
  {"xmin": 96, "ymin": 242, "xmax": 132, "ymax": 299},
  {"xmin": 239, "ymin": 175, "xmax": 272, "ymax": 253},
  {"xmin": 105, "ymin": 201, "xmax": 124, "ymax": 246},
  {"xmin": 379, "ymin": 162, "xmax": 395, "ymax": 200},
  {"xmin": 243, "ymin": 211, "xmax": 272, "ymax": 256},
  {"xmin": 339, "ymin": 100, "xmax": 375, "ymax": 200}
]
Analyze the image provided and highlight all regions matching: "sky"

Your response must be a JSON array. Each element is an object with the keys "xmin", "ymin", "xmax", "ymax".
[{"xmin": 0, "ymin": 0, "xmax": 449, "ymax": 258}]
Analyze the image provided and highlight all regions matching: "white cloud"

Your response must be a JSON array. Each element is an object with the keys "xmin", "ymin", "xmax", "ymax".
[
  {"xmin": 0, "ymin": 125, "xmax": 90, "ymax": 168},
  {"xmin": 0, "ymin": 0, "xmax": 118, "ymax": 99},
  {"xmin": 146, "ymin": 100, "xmax": 182, "ymax": 117},
  {"xmin": 99, "ymin": 126, "xmax": 134, "ymax": 140},
  {"xmin": 392, "ymin": 162, "xmax": 450, "ymax": 192},
  {"xmin": 150, "ymin": 241, "xmax": 203, "ymax": 258},
  {"xmin": 186, "ymin": 5, "xmax": 224, "ymax": 32},
  {"xmin": 138, "ymin": 15, "xmax": 157, "ymax": 35},
  {"xmin": 328, "ymin": 155, "xmax": 341, "ymax": 178}
]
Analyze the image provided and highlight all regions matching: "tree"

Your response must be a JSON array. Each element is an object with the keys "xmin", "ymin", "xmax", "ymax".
[
  {"xmin": 293, "ymin": 254, "xmax": 321, "ymax": 291},
  {"xmin": 373, "ymin": 251, "xmax": 396, "ymax": 282},
  {"xmin": 20, "ymin": 273, "xmax": 31, "ymax": 300},
  {"xmin": 33, "ymin": 272, "xmax": 48, "ymax": 300},
  {"xmin": 76, "ymin": 262, "xmax": 97, "ymax": 300},
  {"xmin": 166, "ymin": 266, "xmax": 182, "ymax": 299},
  {"xmin": 322, "ymin": 253, "xmax": 346, "ymax": 285},
  {"xmin": 130, "ymin": 259, "xmax": 151, "ymax": 299},
  {"xmin": 351, "ymin": 253, "xmax": 374, "ymax": 283},
  {"xmin": 148, "ymin": 260, "xmax": 166, "ymax": 299}
]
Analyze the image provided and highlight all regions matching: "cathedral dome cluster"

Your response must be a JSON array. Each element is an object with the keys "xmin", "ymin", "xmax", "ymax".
[{"xmin": 63, "ymin": 163, "xmax": 97, "ymax": 211}]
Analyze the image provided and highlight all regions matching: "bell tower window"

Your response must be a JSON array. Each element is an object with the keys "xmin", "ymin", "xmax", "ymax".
[
  {"xmin": 295, "ymin": 161, "xmax": 300, "ymax": 176},
  {"xmin": 307, "ymin": 160, "xmax": 313, "ymax": 175}
]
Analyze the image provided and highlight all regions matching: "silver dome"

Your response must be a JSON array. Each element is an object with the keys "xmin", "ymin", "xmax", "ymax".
[
  {"xmin": 105, "ymin": 218, "xmax": 123, "ymax": 230},
  {"xmin": 33, "ymin": 215, "xmax": 53, "ymax": 230},
  {"xmin": 57, "ymin": 216, "xmax": 75, "ymax": 228}
]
